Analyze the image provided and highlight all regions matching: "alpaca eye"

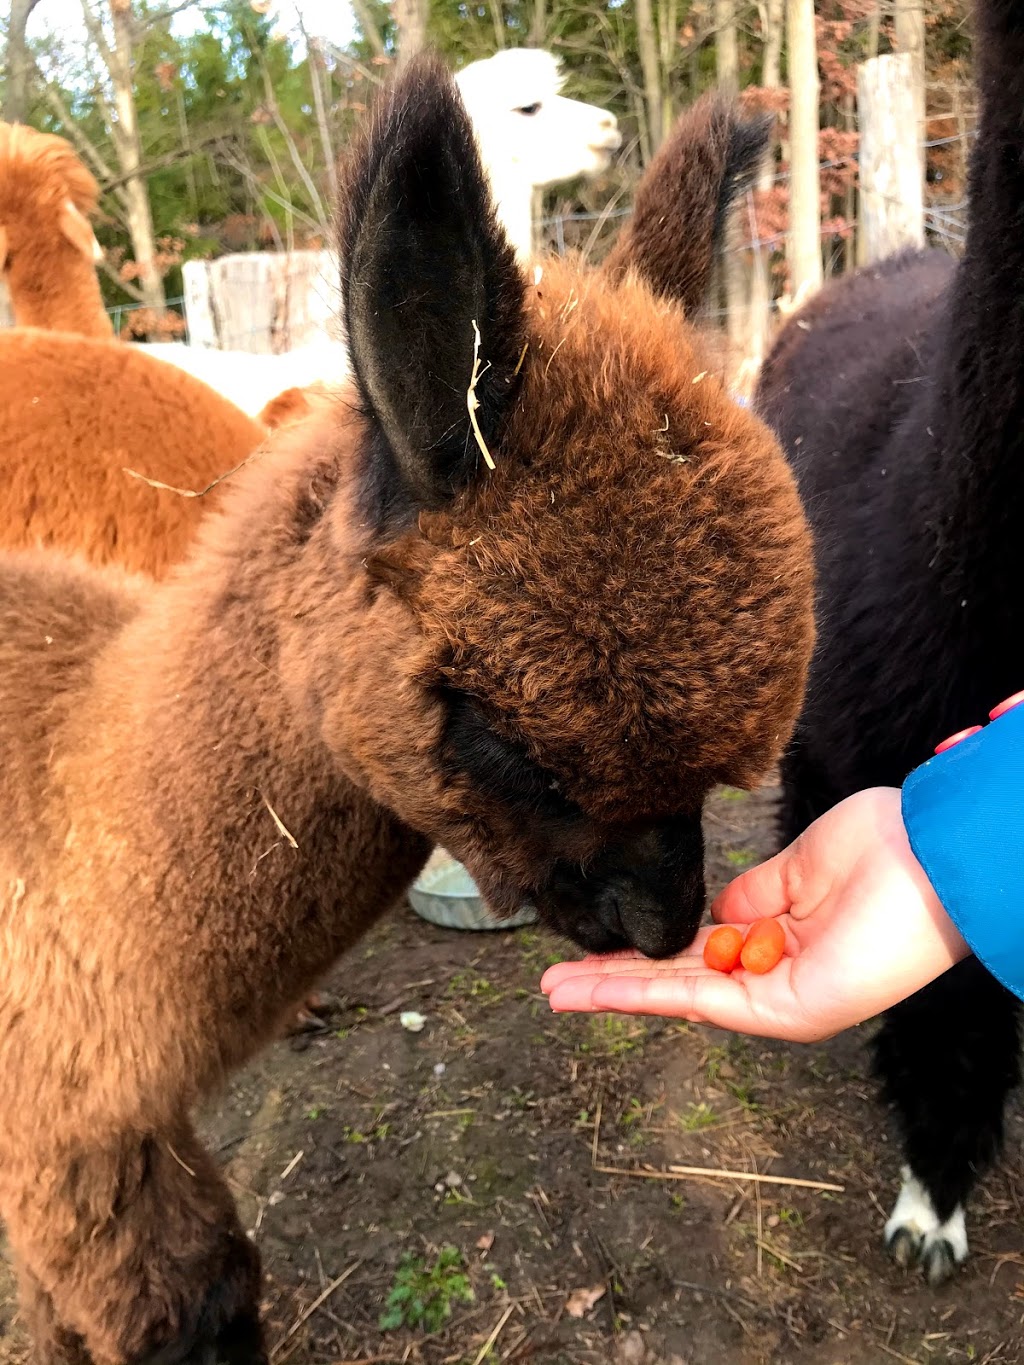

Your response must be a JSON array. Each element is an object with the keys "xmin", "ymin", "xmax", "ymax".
[{"xmin": 516, "ymin": 102, "xmax": 541, "ymax": 116}]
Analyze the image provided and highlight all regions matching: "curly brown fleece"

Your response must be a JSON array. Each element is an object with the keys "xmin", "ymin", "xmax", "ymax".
[{"xmin": 0, "ymin": 56, "xmax": 814, "ymax": 1365}]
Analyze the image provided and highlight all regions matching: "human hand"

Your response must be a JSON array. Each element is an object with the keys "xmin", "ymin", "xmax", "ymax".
[{"xmin": 541, "ymin": 788, "xmax": 969, "ymax": 1042}]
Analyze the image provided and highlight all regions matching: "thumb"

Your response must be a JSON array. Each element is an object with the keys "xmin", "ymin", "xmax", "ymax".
[{"xmin": 711, "ymin": 844, "xmax": 794, "ymax": 925}]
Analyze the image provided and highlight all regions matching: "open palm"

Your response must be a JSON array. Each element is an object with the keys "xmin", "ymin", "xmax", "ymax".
[{"xmin": 542, "ymin": 789, "xmax": 969, "ymax": 1042}]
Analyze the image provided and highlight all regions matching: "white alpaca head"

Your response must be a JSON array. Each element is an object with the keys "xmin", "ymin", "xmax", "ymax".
[{"xmin": 455, "ymin": 48, "xmax": 621, "ymax": 258}]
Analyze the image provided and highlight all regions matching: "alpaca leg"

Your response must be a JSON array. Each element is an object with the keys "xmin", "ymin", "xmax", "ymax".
[
  {"xmin": 16, "ymin": 1264, "xmax": 91, "ymax": 1365},
  {"xmin": 4, "ymin": 1122, "xmax": 265, "ymax": 1365},
  {"xmin": 872, "ymin": 957, "xmax": 1022, "ymax": 1285}
]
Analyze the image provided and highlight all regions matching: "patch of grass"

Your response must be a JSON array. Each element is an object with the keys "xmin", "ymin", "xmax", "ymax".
[
  {"xmin": 379, "ymin": 1246, "xmax": 474, "ymax": 1333},
  {"xmin": 726, "ymin": 1081, "xmax": 760, "ymax": 1112},
  {"xmin": 305, "ymin": 1106, "xmax": 324, "ymax": 1121},
  {"xmin": 620, "ymin": 1097, "xmax": 647, "ymax": 1131},
  {"xmin": 678, "ymin": 1101, "xmax": 717, "ymax": 1131},
  {"xmin": 704, "ymin": 1045, "xmax": 728, "ymax": 1083},
  {"xmin": 342, "ymin": 1123, "xmax": 390, "ymax": 1144},
  {"xmin": 489, "ymin": 1272, "xmax": 507, "ymax": 1291},
  {"xmin": 446, "ymin": 972, "xmax": 501, "ymax": 1004},
  {"xmin": 579, "ymin": 1014, "xmax": 646, "ymax": 1058},
  {"xmin": 777, "ymin": 1207, "xmax": 803, "ymax": 1228}
]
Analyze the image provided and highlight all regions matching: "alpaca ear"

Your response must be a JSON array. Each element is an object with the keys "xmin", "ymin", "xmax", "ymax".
[
  {"xmin": 339, "ymin": 53, "xmax": 526, "ymax": 513},
  {"xmin": 59, "ymin": 200, "xmax": 103, "ymax": 263},
  {"xmin": 603, "ymin": 94, "xmax": 771, "ymax": 316}
]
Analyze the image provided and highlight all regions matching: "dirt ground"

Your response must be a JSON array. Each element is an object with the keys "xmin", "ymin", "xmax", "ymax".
[{"xmin": 2, "ymin": 780, "xmax": 1022, "ymax": 1365}]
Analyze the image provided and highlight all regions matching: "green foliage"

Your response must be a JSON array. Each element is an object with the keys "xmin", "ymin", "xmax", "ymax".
[{"xmin": 379, "ymin": 1246, "xmax": 474, "ymax": 1333}]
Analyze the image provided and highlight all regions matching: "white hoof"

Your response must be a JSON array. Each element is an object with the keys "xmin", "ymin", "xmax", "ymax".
[{"xmin": 884, "ymin": 1167, "xmax": 967, "ymax": 1285}]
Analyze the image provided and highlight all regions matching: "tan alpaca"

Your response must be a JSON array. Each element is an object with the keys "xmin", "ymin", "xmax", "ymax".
[
  {"xmin": 0, "ymin": 62, "xmax": 814, "ymax": 1364},
  {"xmin": 0, "ymin": 122, "xmax": 265, "ymax": 577}
]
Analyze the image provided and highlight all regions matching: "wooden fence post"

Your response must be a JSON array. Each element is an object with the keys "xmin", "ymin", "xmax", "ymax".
[
  {"xmin": 857, "ymin": 51, "xmax": 925, "ymax": 265},
  {"xmin": 181, "ymin": 251, "xmax": 340, "ymax": 352}
]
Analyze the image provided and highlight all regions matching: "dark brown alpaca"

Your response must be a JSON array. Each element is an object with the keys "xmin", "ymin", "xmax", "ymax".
[{"xmin": 0, "ymin": 62, "xmax": 814, "ymax": 1364}]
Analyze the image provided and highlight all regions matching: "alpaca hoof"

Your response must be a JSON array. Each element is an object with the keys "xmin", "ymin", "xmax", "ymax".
[
  {"xmin": 883, "ymin": 1167, "xmax": 968, "ymax": 1286},
  {"xmin": 922, "ymin": 1238, "xmax": 959, "ymax": 1288},
  {"xmin": 886, "ymin": 1225, "xmax": 921, "ymax": 1271}
]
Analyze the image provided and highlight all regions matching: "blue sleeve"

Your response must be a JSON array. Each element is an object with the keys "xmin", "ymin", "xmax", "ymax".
[{"xmin": 902, "ymin": 703, "xmax": 1024, "ymax": 1000}]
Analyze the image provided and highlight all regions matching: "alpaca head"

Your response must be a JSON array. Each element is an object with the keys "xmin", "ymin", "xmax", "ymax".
[
  {"xmin": 455, "ymin": 48, "xmax": 621, "ymax": 191},
  {"xmin": 0, "ymin": 122, "xmax": 107, "ymax": 331},
  {"xmin": 325, "ymin": 57, "xmax": 814, "ymax": 958}
]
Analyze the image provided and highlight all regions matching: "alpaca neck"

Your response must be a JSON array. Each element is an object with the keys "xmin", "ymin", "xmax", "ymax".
[
  {"xmin": 66, "ymin": 424, "xmax": 429, "ymax": 1083},
  {"xmin": 485, "ymin": 167, "xmax": 535, "ymax": 261},
  {"xmin": 8, "ymin": 260, "xmax": 113, "ymax": 338}
]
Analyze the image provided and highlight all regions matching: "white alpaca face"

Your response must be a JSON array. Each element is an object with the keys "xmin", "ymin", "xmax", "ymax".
[{"xmin": 456, "ymin": 49, "xmax": 621, "ymax": 192}]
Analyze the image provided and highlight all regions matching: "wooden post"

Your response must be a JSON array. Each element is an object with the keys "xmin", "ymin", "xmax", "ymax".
[
  {"xmin": 894, "ymin": 0, "xmax": 927, "ymax": 183},
  {"xmin": 786, "ymin": 0, "xmax": 823, "ymax": 300},
  {"xmin": 857, "ymin": 52, "xmax": 925, "ymax": 265},
  {"xmin": 181, "ymin": 251, "xmax": 339, "ymax": 352}
]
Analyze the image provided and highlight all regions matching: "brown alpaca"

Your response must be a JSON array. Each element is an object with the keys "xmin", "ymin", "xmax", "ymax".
[
  {"xmin": 0, "ymin": 62, "xmax": 814, "ymax": 1365},
  {"xmin": 0, "ymin": 122, "xmax": 111, "ymax": 337}
]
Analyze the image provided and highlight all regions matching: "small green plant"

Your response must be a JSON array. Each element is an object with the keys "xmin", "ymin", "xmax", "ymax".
[
  {"xmin": 717, "ymin": 786, "xmax": 748, "ymax": 803},
  {"xmin": 704, "ymin": 1044, "xmax": 728, "ymax": 1083},
  {"xmin": 379, "ymin": 1246, "xmax": 474, "ymax": 1333},
  {"xmin": 778, "ymin": 1207, "xmax": 803, "ymax": 1228},
  {"xmin": 620, "ymin": 1097, "xmax": 646, "ymax": 1130},
  {"xmin": 305, "ymin": 1106, "xmax": 323, "ymax": 1121},
  {"xmin": 489, "ymin": 1271, "xmax": 507, "ymax": 1291},
  {"xmin": 725, "ymin": 848, "xmax": 757, "ymax": 869},
  {"xmin": 727, "ymin": 1081, "xmax": 759, "ymax": 1111},
  {"xmin": 679, "ymin": 1101, "xmax": 717, "ymax": 1131}
]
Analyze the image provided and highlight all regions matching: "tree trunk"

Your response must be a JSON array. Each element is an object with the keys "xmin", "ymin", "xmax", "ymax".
[
  {"xmin": 857, "ymin": 51, "xmax": 925, "ymax": 265},
  {"xmin": 350, "ymin": 0, "xmax": 388, "ymax": 60},
  {"xmin": 759, "ymin": 0, "xmax": 783, "ymax": 89},
  {"xmin": 894, "ymin": 0, "xmax": 926, "ymax": 183},
  {"xmin": 393, "ymin": 0, "xmax": 428, "ymax": 73},
  {"xmin": 716, "ymin": 1, "xmax": 746, "ymax": 357},
  {"xmin": 743, "ymin": 0, "xmax": 783, "ymax": 394},
  {"xmin": 88, "ymin": 0, "xmax": 165, "ymax": 316},
  {"xmin": 635, "ymin": 0, "xmax": 664, "ymax": 158},
  {"xmin": 528, "ymin": 0, "xmax": 546, "ymax": 45},
  {"xmin": 786, "ymin": 0, "xmax": 822, "ymax": 300},
  {"xmin": 3, "ymin": 0, "xmax": 42, "ymax": 123}
]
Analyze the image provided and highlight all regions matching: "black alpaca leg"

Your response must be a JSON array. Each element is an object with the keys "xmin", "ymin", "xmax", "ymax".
[{"xmin": 872, "ymin": 957, "xmax": 1022, "ymax": 1285}]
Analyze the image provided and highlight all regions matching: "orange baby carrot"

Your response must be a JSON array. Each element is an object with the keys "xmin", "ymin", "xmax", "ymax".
[
  {"xmin": 739, "ymin": 918, "xmax": 786, "ymax": 974},
  {"xmin": 703, "ymin": 924, "xmax": 744, "ymax": 973}
]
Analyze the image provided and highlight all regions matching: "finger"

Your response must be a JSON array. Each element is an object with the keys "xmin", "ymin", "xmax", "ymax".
[
  {"xmin": 547, "ymin": 962, "xmax": 738, "ymax": 1015},
  {"xmin": 711, "ymin": 846, "xmax": 794, "ymax": 925},
  {"xmin": 578, "ymin": 972, "xmax": 759, "ymax": 1030},
  {"xmin": 542, "ymin": 937, "xmax": 721, "ymax": 993},
  {"xmin": 541, "ymin": 949, "xmax": 647, "ymax": 992}
]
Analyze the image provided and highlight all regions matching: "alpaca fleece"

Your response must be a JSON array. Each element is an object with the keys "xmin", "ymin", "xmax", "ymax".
[
  {"xmin": 0, "ymin": 56, "xmax": 813, "ymax": 1363},
  {"xmin": 0, "ymin": 121, "xmax": 111, "ymax": 337},
  {"xmin": 0, "ymin": 328, "xmax": 266, "ymax": 577},
  {"xmin": 755, "ymin": 0, "xmax": 1024, "ymax": 1288}
]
